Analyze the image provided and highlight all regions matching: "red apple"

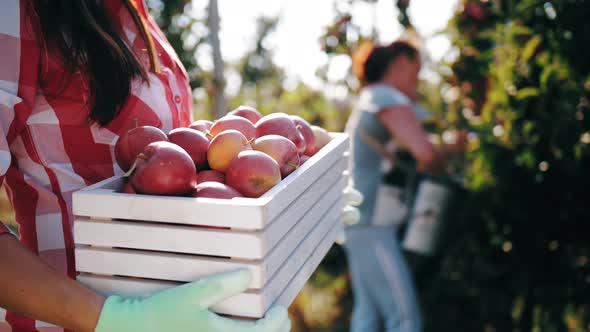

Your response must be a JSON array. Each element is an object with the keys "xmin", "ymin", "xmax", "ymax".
[
  {"xmin": 226, "ymin": 150, "xmax": 282, "ymax": 198},
  {"xmin": 209, "ymin": 115, "xmax": 256, "ymax": 140},
  {"xmin": 255, "ymin": 113, "xmax": 306, "ymax": 154},
  {"xmin": 193, "ymin": 182, "xmax": 244, "ymax": 199},
  {"xmin": 120, "ymin": 181, "xmax": 136, "ymax": 194},
  {"xmin": 168, "ymin": 128, "xmax": 209, "ymax": 170},
  {"xmin": 300, "ymin": 154, "xmax": 310, "ymax": 165},
  {"xmin": 228, "ymin": 105, "xmax": 263, "ymax": 124},
  {"xmin": 197, "ymin": 170, "xmax": 225, "ymax": 184},
  {"xmin": 290, "ymin": 116, "xmax": 316, "ymax": 157},
  {"xmin": 207, "ymin": 130, "xmax": 252, "ymax": 172},
  {"xmin": 189, "ymin": 120, "xmax": 214, "ymax": 134},
  {"xmin": 115, "ymin": 126, "xmax": 167, "ymax": 171},
  {"xmin": 130, "ymin": 141, "xmax": 197, "ymax": 195},
  {"xmin": 311, "ymin": 125, "xmax": 332, "ymax": 155},
  {"xmin": 252, "ymin": 135, "xmax": 300, "ymax": 177}
]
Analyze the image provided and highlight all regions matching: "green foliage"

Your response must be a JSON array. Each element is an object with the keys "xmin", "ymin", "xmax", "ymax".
[
  {"xmin": 147, "ymin": 0, "xmax": 208, "ymax": 90},
  {"xmin": 424, "ymin": 1, "xmax": 590, "ymax": 331}
]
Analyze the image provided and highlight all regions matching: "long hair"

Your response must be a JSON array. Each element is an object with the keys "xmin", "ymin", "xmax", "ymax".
[
  {"xmin": 29, "ymin": 0, "xmax": 159, "ymax": 126},
  {"xmin": 352, "ymin": 40, "xmax": 418, "ymax": 86}
]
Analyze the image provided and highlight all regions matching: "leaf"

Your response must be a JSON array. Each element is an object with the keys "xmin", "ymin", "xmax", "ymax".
[
  {"xmin": 521, "ymin": 35, "xmax": 542, "ymax": 62},
  {"xmin": 516, "ymin": 87, "xmax": 540, "ymax": 100}
]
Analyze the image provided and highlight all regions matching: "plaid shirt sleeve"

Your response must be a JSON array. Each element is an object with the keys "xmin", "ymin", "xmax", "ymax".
[{"xmin": 0, "ymin": 0, "xmax": 39, "ymax": 235}]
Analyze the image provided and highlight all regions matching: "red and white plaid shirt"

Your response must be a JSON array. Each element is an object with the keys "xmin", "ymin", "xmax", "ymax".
[{"xmin": 0, "ymin": 0, "xmax": 192, "ymax": 330}]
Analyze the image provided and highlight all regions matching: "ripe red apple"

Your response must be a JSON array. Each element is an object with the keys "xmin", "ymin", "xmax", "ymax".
[
  {"xmin": 168, "ymin": 128, "xmax": 209, "ymax": 170},
  {"xmin": 226, "ymin": 150, "xmax": 281, "ymax": 198},
  {"xmin": 189, "ymin": 120, "xmax": 214, "ymax": 134},
  {"xmin": 252, "ymin": 135, "xmax": 300, "ymax": 177},
  {"xmin": 228, "ymin": 105, "xmax": 263, "ymax": 124},
  {"xmin": 115, "ymin": 126, "xmax": 167, "ymax": 171},
  {"xmin": 193, "ymin": 182, "xmax": 244, "ymax": 199},
  {"xmin": 255, "ymin": 113, "xmax": 306, "ymax": 154},
  {"xmin": 290, "ymin": 115, "xmax": 316, "ymax": 156},
  {"xmin": 130, "ymin": 141, "xmax": 197, "ymax": 196},
  {"xmin": 119, "ymin": 181, "xmax": 136, "ymax": 194},
  {"xmin": 197, "ymin": 170, "xmax": 225, "ymax": 184},
  {"xmin": 207, "ymin": 130, "xmax": 252, "ymax": 172},
  {"xmin": 311, "ymin": 125, "xmax": 332, "ymax": 155},
  {"xmin": 209, "ymin": 115, "xmax": 256, "ymax": 140}
]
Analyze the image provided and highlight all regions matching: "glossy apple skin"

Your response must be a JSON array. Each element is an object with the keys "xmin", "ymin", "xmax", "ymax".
[
  {"xmin": 209, "ymin": 115, "xmax": 256, "ymax": 140},
  {"xmin": 207, "ymin": 130, "xmax": 252, "ymax": 172},
  {"xmin": 252, "ymin": 135, "xmax": 300, "ymax": 177},
  {"xmin": 290, "ymin": 115, "xmax": 316, "ymax": 157},
  {"xmin": 193, "ymin": 182, "xmax": 244, "ymax": 199},
  {"xmin": 255, "ymin": 113, "xmax": 306, "ymax": 154},
  {"xmin": 189, "ymin": 120, "xmax": 214, "ymax": 134},
  {"xmin": 130, "ymin": 141, "xmax": 198, "ymax": 196},
  {"xmin": 168, "ymin": 128, "xmax": 209, "ymax": 170},
  {"xmin": 228, "ymin": 105, "xmax": 263, "ymax": 124},
  {"xmin": 115, "ymin": 126, "xmax": 168, "ymax": 171},
  {"xmin": 197, "ymin": 170, "xmax": 225, "ymax": 184},
  {"xmin": 225, "ymin": 150, "xmax": 281, "ymax": 198},
  {"xmin": 310, "ymin": 125, "xmax": 332, "ymax": 155}
]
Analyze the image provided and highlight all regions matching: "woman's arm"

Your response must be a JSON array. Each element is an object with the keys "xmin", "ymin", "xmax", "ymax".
[
  {"xmin": 377, "ymin": 105, "xmax": 445, "ymax": 174},
  {"xmin": 0, "ymin": 234, "xmax": 104, "ymax": 332}
]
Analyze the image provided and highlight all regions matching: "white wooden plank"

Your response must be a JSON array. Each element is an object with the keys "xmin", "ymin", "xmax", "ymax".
[
  {"xmin": 273, "ymin": 222, "xmax": 342, "ymax": 310},
  {"xmin": 73, "ymin": 159, "xmax": 347, "ymax": 259},
  {"xmin": 77, "ymin": 202, "xmax": 342, "ymax": 318},
  {"xmin": 74, "ymin": 219, "xmax": 265, "ymax": 259},
  {"xmin": 75, "ymin": 247, "xmax": 263, "ymax": 289},
  {"xmin": 260, "ymin": 156, "xmax": 346, "ymax": 248},
  {"xmin": 73, "ymin": 189, "xmax": 267, "ymax": 230},
  {"xmin": 75, "ymin": 176, "xmax": 346, "ymax": 288},
  {"xmin": 262, "ymin": 176, "xmax": 346, "ymax": 276},
  {"xmin": 72, "ymin": 133, "xmax": 349, "ymax": 230}
]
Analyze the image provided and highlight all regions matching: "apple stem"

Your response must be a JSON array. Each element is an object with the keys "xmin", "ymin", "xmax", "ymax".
[
  {"xmin": 123, "ymin": 162, "xmax": 137, "ymax": 177},
  {"xmin": 246, "ymin": 137, "xmax": 256, "ymax": 145},
  {"xmin": 123, "ymin": 153, "xmax": 146, "ymax": 177},
  {"xmin": 206, "ymin": 131, "xmax": 214, "ymax": 139}
]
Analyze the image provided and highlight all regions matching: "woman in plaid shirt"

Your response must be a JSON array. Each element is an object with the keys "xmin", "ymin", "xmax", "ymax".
[{"xmin": 0, "ymin": 1, "xmax": 290, "ymax": 331}]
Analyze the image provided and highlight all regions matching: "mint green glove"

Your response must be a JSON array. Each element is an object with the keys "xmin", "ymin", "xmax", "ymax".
[{"xmin": 95, "ymin": 270, "xmax": 290, "ymax": 332}]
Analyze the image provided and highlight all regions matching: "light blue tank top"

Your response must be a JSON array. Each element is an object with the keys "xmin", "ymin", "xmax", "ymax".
[{"xmin": 345, "ymin": 84, "xmax": 429, "ymax": 226}]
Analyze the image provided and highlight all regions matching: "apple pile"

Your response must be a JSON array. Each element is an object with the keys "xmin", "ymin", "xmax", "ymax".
[{"xmin": 115, "ymin": 106, "xmax": 333, "ymax": 199}]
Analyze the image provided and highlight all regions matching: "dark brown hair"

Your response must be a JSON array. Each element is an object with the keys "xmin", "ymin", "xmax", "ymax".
[
  {"xmin": 353, "ymin": 40, "xmax": 418, "ymax": 86},
  {"xmin": 30, "ymin": 0, "xmax": 159, "ymax": 126}
]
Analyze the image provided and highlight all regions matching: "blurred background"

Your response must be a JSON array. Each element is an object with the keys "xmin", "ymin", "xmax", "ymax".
[{"xmin": 2, "ymin": 0, "xmax": 590, "ymax": 330}]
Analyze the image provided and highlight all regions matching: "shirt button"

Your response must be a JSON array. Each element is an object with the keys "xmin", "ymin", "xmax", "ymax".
[{"xmin": 174, "ymin": 95, "xmax": 182, "ymax": 104}]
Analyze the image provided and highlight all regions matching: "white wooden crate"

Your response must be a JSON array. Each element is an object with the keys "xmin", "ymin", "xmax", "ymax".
[
  {"xmin": 77, "ymin": 201, "xmax": 343, "ymax": 318},
  {"xmin": 73, "ymin": 133, "xmax": 350, "ymax": 318},
  {"xmin": 75, "ymin": 174, "xmax": 347, "ymax": 289}
]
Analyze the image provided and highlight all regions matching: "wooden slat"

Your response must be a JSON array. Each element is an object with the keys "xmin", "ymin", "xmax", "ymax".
[
  {"xmin": 273, "ymin": 222, "xmax": 342, "ymax": 309},
  {"xmin": 77, "ymin": 200, "xmax": 343, "ymax": 318},
  {"xmin": 261, "ymin": 175, "xmax": 346, "ymax": 276}
]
